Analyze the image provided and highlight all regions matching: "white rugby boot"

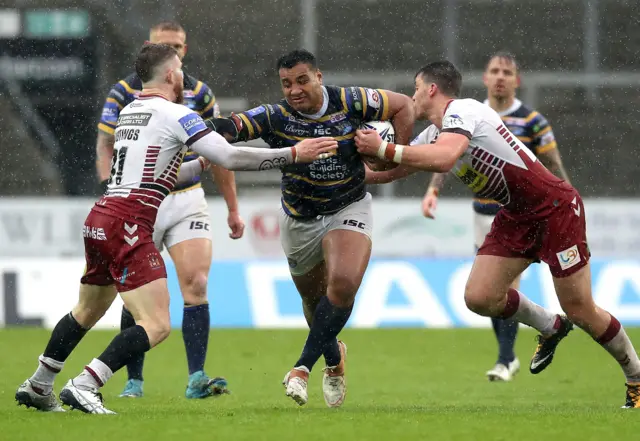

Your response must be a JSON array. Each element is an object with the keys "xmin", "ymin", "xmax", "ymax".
[
  {"xmin": 322, "ymin": 341, "xmax": 347, "ymax": 408},
  {"xmin": 15, "ymin": 380, "xmax": 65, "ymax": 412},
  {"xmin": 283, "ymin": 366, "xmax": 309, "ymax": 406},
  {"xmin": 486, "ymin": 357, "xmax": 521, "ymax": 382},
  {"xmin": 59, "ymin": 379, "xmax": 116, "ymax": 414}
]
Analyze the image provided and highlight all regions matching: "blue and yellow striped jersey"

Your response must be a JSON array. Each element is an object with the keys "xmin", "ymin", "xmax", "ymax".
[
  {"xmin": 98, "ymin": 72, "xmax": 218, "ymax": 192},
  {"xmin": 235, "ymin": 85, "xmax": 390, "ymax": 218},
  {"xmin": 474, "ymin": 99, "xmax": 558, "ymax": 215}
]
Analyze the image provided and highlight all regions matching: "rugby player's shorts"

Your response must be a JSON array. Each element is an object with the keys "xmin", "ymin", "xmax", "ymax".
[
  {"xmin": 81, "ymin": 209, "xmax": 167, "ymax": 292},
  {"xmin": 279, "ymin": 192, "xmax": 373, "ymax": 276},
  {"xmin": 477, "ymin": 190, "xmax": 590, "ymax": 278},
  {"xmin": 473, "ymin": 211, "xmax": 496, "ymax": 250},
  {"xmin": 153, "ymin": 186, "xmax": 211, "ymax": 251}
]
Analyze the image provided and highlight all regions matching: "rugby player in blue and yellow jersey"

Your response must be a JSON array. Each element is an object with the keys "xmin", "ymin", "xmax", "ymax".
[
  {"xmin": 208, "ymin": 49, "xmax": 415, "ymax": 407},
  {"xmin": 421, "ymin": 52, "xmax": 571, "ymax": 382},
  {"xmin": 95, "ymin": 21, "xmax": 244, "ymax": 400}
]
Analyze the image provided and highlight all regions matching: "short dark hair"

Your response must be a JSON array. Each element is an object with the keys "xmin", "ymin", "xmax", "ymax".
[
  {"xmin": 486, "ymin": 51, "xmax": 519, "ymax": 73},
  {"xmin": 415, "ymin": 61, "xmax": 462, "ymax": 97},
  {"xmin": 150, "ymin": 21, "xmax": 185, "ymax": 34},
  {"xmin": 276, "ymin": 49, "xmax": 317, "ymax": 71},
  {"xmin": 135, "ymin": 43, "xmax": 178, "ymax": 83}
]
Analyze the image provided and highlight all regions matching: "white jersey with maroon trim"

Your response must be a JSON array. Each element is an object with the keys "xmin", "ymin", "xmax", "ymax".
[
  {"xmin": 96, "ymin": 94, "xmax": 210, "ymax": 228},
  {"xmin": 426, "ymin": 99, "xmax": 569, "ymax": 216}
]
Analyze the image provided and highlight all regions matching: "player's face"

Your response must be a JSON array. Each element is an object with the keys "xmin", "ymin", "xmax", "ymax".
[
  {"xmin": 167, "ymin": 56, "xmax": 184, "ymax": 103},
  {"xmin": 483, "ymin": 57, "xmax": 519, "ymax": 99},
  {"xmin": 279, "ymin": 63, "xmax": 324, "ymax": 114},
  {"xmin": 150, "ymin": 30, "xmax": 187, "ymax": 60},
  {"xmin": 412, "ymin": 75, "xmax": 432, "ymax": 120}
]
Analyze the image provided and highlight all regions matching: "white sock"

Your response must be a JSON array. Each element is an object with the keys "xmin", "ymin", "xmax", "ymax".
[
  {"xmin": 29, "ymin": 355, "xmax": 64, "ymax": 395},
  {"xmin": 598, "ymin": 316, "xmax": 640, "ymax": 383},
  {"xmin": 74, "ymin": 358, "xmax": 113, "ymax": 390},
  {"xmin": 505, "ymin": 289, "xmax": 559, "ymax": 335}
]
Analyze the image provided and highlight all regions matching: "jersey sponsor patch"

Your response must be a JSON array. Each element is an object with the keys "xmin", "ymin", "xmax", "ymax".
[
  {"xmin": 118, "ymin": 113, "xmax": 152, "ymax": 126},
  {"xmin": 455, "ymin": 163, "xmax": 488, "ymax": 192},
  {"xmin": 101, "ymin": 103, "xmax": 118, "ymax": 121},
  {"xmin": 178, "ymin": 113, "xmax": 207, "ymax": 137},
  {"xmin": 246, "ymin": 105, "xmax": 266, "ymax": 117},
  {"xmin": 556, "ymin": 245, "xmax": 581, "ymax": 270},
  {"xmin": 365, "ymin": 89, "xmax": 381, "ymax": 109},
  {"xmin": 539, "ymin": 131, "xmax": 555, "ymax": 146}
]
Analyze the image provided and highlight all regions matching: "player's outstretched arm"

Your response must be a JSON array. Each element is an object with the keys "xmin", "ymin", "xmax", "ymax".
[
  {"xmin": 356, "ymin": 130, "xmax": 468, "ymax": 172},
  {"xmin": 189, "ymin": 130, "xmax": 337, "ymax": 171}
]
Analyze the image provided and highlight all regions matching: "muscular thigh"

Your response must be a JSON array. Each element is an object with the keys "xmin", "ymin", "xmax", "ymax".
[
  {"xmin": 161, "ymin": 188, "xmax": 212, "ymax": 251},
  {"xmin": 168, "ymin": 237, "xmax": 212, "ymax": 290},
  {"xmin": 467, "ymin": 255, "xmax": 532, "ymax": 302}
]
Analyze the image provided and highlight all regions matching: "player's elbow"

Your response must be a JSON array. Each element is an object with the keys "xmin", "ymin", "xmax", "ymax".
[{"xmin": 429, "ymin": 156, "xmax": 456, "ymax": 173}]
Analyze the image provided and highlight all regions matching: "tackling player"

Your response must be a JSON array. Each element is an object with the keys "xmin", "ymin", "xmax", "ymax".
[
  {"xmin": 15, "ymin": 43, "xmax": 336, "ymax": 414},
  {"xmin": 421, "ymin": 52, "xmax": 571, "ymax": 382},
  {"xmin": 356, "ymin": 61, "xmax": 640, "ymax": 408},
  {"xmin": 207, "ymin": 49, "xmax": 415, "ymax": 407},
  {"xmin": 95, "ymin": 21, "xmax": 245, "ymax": 399}
]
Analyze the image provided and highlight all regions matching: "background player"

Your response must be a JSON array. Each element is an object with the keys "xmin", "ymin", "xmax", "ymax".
[
  {"xmin": 95, "ymin": 21, "xmax": 245, "ymax": 399},
  {"xmin": 355, "ymin": 61, "xmax": 640, "ymax": 408},
  {"xmin": 16, "ymin": 43, "xmax": 337, "ymax": 414},
  {"xmin": 421, "ymin": 52, "xmax": 572, "ymax": 382},
  {"xmin": 207, "ymin": 49, "xmax": 415, "ymax": 407}
]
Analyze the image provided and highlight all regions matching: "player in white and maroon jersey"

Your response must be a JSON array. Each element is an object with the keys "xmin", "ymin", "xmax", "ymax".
[
  {"xmin": 356, "ymin": 60, "xmax": 640, "ymax": 408},
  {"xmin": 15, "ymin": 43, "xmax": 337, "ymax": 414}
]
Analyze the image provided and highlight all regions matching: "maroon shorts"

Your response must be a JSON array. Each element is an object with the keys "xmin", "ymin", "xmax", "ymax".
[
  {"xmin": 477, "ymin": 193, "xmax": 590, "ymax": 278},
  {"xmin": 80, "ymin": 209, "xmax": 167, "ymax": 292}
]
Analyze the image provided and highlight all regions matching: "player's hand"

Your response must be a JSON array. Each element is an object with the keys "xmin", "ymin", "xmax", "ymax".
[
  {"xmin": 422, "ymin": 187, "xmax": 439, "ymax": 219},
  {"xmin": 227, "ymin": 210, "xmax": 245, "ymax": 239},
  {"xmin": 293, "ymin": 137, "xmax": 338, "ymax": 163},
  {"xmin": 355, "ymin": 129, "xmax": 384, "ymax": 157}
]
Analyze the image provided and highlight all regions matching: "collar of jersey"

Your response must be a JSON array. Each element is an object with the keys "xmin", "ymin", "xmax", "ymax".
[
  {"xmin": 297, "ymin": 86, "xmax": 329, "ymax": 120},
  {"xmin": 483, "ymin": 98, "xmax": 522, "ymax": 116}
]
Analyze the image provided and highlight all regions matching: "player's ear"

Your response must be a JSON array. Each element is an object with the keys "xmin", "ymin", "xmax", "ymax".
[
  {"xmin": 516, "ymin": 75, "xmax": 521, "ymax": 88},
  {"xmin": 482, "ymin": 72, "xmax": 489, "ymax": 88},
  {"xmin": 183, "ymin": 43, "xmax": 188, "ymax": 56},
  {"xmin": 316, "ymin": 69, "xmax": 323, "ymax": 84}
]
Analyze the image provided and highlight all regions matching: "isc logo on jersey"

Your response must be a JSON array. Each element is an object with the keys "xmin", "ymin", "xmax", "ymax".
[{"xmin": 179, "ymin": 113, "xmax": 207, "ymax": 137}]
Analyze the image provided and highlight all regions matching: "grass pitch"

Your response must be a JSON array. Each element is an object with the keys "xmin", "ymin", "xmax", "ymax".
[{"xmin": 1, "ymin": 327, "xmax": 639, "ymax": 440}]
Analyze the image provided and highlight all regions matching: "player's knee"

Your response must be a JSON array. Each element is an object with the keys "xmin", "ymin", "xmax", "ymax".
[
  {"xmin": 72, "ymin": 303, "xmax": 106, "ymax": 329},
  {"xmin": 326, "ymin": 273, "xmax": 360, "ymax": 308},
  {"xmin": 181, "ymin": 271, "xmax": 209, "ymax": 305},
  {"xmin": 464, "ymin": 286, "xmax": 493, "ymax": 316},
  {"xmin": 559, "ymin": 296, "xmax": 593, "ymax": 327}
]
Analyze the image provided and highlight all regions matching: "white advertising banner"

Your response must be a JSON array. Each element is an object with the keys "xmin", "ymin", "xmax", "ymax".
[{"xmin": 0, "ymin": 197, "xmax": 638, "ymax": 258}]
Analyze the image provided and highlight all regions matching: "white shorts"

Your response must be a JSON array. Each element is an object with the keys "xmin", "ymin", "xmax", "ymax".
[
  {"xmin": 473, "ymin": 211, "xmax": 496, "ymax": 250},
  {"xmin": 153, "ymin": 186, "xmax": 211, "ymax": 251},
  {"xmin": 279, "ymin": 193, "xmax": 373, "ymax": 276}
]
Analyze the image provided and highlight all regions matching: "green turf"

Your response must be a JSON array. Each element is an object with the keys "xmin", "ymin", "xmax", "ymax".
[{"xmin": 1, "ymin": 327, "xmax": 639, "ymax": 440}]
